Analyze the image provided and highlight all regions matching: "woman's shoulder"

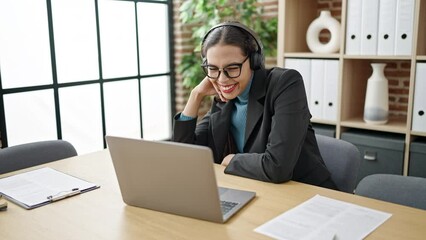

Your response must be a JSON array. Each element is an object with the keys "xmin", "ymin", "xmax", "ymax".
[
  {"xmin": 263, "ymin": 67, "xmax": 304, "ymax": 89},
  {"xmin": 266, "ymin": 67, "xmax": 302, "ymax": 81}
]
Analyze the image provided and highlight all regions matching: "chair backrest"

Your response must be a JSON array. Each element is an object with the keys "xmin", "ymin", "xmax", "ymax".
[
  {"xmin": 0, "ymin": 140, "xmax": 77, "ymax": 174},
  {"xmin": 355, "ymin": 174, "xmax": 426, "ymax": 210},
  {"xmin": 316, "ymin": 134, "xmax": 361, "ymax": 193}
]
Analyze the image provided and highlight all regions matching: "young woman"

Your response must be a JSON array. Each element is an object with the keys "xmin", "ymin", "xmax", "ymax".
[{"xmin": 173, "ymin": 21, "xmax": 338, "ymax": 190}]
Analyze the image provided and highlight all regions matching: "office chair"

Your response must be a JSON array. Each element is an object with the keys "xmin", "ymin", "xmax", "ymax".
[
  {"xmin": 0, "ymin": 140, "xmax": 77, "ymax": 174},
  {"xmin": 355, "ymin": 174, "xmax": 426, "ymax": 210},
  {"xmin": 316, "ymin": 134, "xmax": 361, "ymax": 193}
]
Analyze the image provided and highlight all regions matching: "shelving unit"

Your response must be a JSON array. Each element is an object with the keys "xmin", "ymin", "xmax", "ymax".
[{"xmin": 277, "ymin": 0, "xmax": 426, "ymax": 177}]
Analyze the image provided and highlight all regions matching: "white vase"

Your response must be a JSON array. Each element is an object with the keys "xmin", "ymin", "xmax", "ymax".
[
  {"xmin": 364, "ymin": 63, "xmax": 389, "ymax": 124},
  {"xmin": 306, "ymin": 10, "xmax": 341, "ymax": 53}
]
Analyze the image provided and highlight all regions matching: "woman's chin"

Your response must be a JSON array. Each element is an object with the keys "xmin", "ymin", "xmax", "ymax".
[
  {"xmin": 222, "ymin": 92, "xmax": 238, "ymax": 100},
  {"xmin": 221, "ymin": 88, "xmax": 240, "ymax": 100}
]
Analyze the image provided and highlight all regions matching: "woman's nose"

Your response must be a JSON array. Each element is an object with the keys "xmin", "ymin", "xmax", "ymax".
[{"xmin": 217, "ymin": 71, "xmax": 229, "ymax": 83}]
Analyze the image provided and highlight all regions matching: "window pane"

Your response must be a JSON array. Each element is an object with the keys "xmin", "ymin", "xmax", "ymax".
[
  {"xmin": 104, "ymin": 80, "xmax": 141, "ymax": 138},
  {"xmin": 51, "ymin": 0, "xmax": 99, "ymax": 83},
  {"xmin": 141, "ymin": 76, "xmax": 171, "ymax": 140},
  {"xmin": 137, "ymin": 3, "xmax": 169, "ymax": 75},
  {"xmin": 98, "ymin": 0, "xmax": 138, "ymax": 79},
  {"xmin": 59, "ymin": 84, "xmax": 103, "ymax": 154},
  {"xmin": 0, "ymin": 0, "xmax": 52, "ymax": 89},
  {"xmin": 3, "ymin": 90, "xmax": 57, "ymax": 146}
]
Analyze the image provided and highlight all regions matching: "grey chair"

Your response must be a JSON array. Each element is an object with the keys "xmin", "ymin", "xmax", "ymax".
[
  {"xmin": 355, "ymin": 174, "xmax": 426, "ymax": 210},
  {"xmin": 0, "ymin": 140, "xmax": 77, "ymax": 174},
  {"xmin": 316, "ymin": 134, "xmax": 361, "ymax": 193}
]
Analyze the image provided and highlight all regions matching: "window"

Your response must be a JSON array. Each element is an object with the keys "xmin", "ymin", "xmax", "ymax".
[{"xmin": 0, "ymin": 0, "xmax": 174, "ymax": 154}]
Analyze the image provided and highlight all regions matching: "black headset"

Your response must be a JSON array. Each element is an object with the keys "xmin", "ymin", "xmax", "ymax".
[{"xmin": 200, "ymin": 22, "xmax": 264, "ymax": 70}]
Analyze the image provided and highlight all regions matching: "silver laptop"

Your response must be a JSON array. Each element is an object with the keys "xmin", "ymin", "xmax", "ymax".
[{"xmin": 106, "ymin": 135, "xmax": 255, "ymax": 223}]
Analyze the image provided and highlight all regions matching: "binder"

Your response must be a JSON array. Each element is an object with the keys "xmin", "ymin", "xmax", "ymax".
[
  {"xmin": 360, "ymin": 0, "xmax": 379, "ymax": 55},
  {"xmin": 322, "ymin": 60, "xmax": 339, "ymax": 121},
  {"xmin": 395, "ymin": 0, "xmax": 415, "ymax": 55},
  {"xmin": 310, "ymin": 60, "xmax": 325, "ymax": 120},
  {"xmin": 412, "ymin": 63, "xmax": 426, "ymax": 133},
  {"xmin": 345, "ymin": 0, "xmax": 363, "ymax": 55},
  {"xmin": 0, "ymin": 167, "xmax": 100, "ymax": 209},
  {"xmin": 377, "ymin": 0, "xmax": 397, "ymax": 55},
  {"xmin": 285, "ymin": 58, "xmax": 312, "ymax": 106}
]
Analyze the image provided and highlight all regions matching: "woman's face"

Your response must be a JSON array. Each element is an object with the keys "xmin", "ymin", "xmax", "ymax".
[{"xmin": 205, "ymin": 44, "xmax": 253, "ymax": 100}]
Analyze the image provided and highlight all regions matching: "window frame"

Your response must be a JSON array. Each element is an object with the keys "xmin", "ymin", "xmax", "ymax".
[{"xmin": 0, "ymin": 0, "xmax": 176, "ymax": 148}]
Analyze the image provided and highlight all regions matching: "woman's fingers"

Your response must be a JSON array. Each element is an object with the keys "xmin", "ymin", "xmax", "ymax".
[{"xmin": 209, "ymin": 78, "xmax": 228, "ymax": 102}]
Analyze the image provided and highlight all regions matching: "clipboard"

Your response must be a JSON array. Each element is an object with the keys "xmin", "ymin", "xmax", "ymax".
[{"xmin": 0, "ymin": 167, "xmax": 100, "ymax": 209}]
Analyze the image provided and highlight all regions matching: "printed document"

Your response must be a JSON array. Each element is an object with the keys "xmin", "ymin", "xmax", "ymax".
[{"xmin": 255, "ymin": 195, "xmax": 391, "ymax": 240}]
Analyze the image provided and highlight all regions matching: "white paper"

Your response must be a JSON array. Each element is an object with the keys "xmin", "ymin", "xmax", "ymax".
[
  {"xmin": 255, "ymin": 195, "xmax": 392, "ymax": 240},
  {"xmin": 0, "ymin": 167, "xmax": 98, "ymax": 208}
]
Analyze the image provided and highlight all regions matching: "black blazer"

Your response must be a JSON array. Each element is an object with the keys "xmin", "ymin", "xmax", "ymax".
[{"xmin": 173, "ymin": 67, "xmax": 332, "ymax": 187}]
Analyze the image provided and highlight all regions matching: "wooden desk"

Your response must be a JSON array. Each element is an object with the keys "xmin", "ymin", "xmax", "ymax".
[{"xmin": 1, "ymin": 150, "xmax": 425, "ymax": 240}]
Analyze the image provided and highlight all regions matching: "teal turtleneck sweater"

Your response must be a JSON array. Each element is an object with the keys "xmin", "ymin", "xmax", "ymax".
[{"xmin": 230, "ymin": 78, "xmax": 252, "ymax": 153}]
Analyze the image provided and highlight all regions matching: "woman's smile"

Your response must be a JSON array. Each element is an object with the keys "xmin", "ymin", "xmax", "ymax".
[{"xmin": 219, "ymin": 83, "xmax": 239, "ymax": 94}]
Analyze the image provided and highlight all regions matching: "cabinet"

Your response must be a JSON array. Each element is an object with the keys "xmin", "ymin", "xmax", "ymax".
[
  {"xmin": 341, "ymin": 129, "xmax": 405, "ymax": 184},
  {"xmin": 277, "ymin": 0, "xmax": 426, "ymax": 176},
  {"xmin": 409, "ymin": 139, "xmax": 426, "ymax": 177}
]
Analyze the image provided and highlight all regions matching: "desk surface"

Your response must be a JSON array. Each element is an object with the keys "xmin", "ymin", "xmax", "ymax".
[{"xmin": 1, "ymin": 150, "xmax": 425, "ymax": 240}]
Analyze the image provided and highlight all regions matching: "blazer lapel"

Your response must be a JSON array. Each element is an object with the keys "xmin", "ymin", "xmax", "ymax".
[
  {"xmin": 210, "ymin": 99, "xmax": 233, "ymax": 159},
  {"xmin": 245, "ymin": 70, "xmax": 267, "ymax": 147}
]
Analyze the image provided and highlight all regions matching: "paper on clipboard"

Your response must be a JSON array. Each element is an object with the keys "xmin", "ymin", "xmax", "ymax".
[{"xmin": 0, "ymin": 167, "xmax": 99, "ymax": 209}]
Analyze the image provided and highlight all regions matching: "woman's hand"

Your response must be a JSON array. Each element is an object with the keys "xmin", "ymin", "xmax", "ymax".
[
  {"xmin": 193, "ymin": 77, "xmax": 216, "ymax": 97},
  {"xmin": 182, "ymin": 77, "xmax": 226, "ymax": 118},
  {"xmin": 221, "ymin": 154, "xmax": 235, "ymax": 167},
  {"xmin": 193, "ymin": 77, "xmax": 227, "ymax": 102}
]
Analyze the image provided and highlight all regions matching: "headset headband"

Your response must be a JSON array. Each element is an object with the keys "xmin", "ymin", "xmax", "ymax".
[{"xmin": 201, "ymin": 22, "xmax": 264, "ymax": 57}]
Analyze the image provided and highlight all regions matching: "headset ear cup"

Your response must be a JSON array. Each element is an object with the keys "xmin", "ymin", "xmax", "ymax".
[{"xmin": 250, "ymin": 52, "xmax": 263, "ymax": 70}]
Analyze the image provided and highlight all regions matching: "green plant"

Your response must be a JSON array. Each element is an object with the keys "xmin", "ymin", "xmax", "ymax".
[{"xmin": 178, "ymin": 0, "xmax": 278, "ymax": 89}]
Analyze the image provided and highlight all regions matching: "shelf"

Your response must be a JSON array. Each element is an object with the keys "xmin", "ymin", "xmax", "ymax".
[
  {"xmin": 284, "ymin": 52, "xmax": 340, "ymax": 59},
  {"xmin": 278, "ymin": 0, "xmax": 426, "ymax": 178},
  {"xmin": 411, "ymin": 131, "xmax": 426, "ymax": 137},
  {"xmin": 340, "ymin": 116, "xmax": 407, "ymax": 134},
  {"xmin": 311, "ymin": 119, "xmax": 337, "ymax": 125},
  {"xmin": 343, "ymin": 55, "xmax": 412, "ymax": 60}
]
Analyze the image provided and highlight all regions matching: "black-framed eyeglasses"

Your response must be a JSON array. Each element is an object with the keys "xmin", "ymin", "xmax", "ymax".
[{"xmin": 201, "ymin": 55, "xmax": 249, "ymax": 79}]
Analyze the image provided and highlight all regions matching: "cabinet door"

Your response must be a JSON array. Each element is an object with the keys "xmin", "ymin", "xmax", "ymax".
[{"xmin": 412, "ymin": 63, "xmax": 426, "ymax": 132}]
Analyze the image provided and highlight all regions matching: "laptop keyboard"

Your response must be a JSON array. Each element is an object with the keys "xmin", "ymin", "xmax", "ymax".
[{"xmin": 221, "ymin": 200, "xmax": 238, "ymax": 215}]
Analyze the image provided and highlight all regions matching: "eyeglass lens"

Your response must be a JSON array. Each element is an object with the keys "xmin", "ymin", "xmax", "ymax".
[{"xmin": 204, "ymin": 65, "xmax": 241, "ymax": 79}]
